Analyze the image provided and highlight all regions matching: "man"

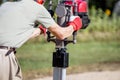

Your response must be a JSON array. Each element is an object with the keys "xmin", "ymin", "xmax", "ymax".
[{"xmin": 0, "ymin": 0, "xmax": 82, "ymax": 80}]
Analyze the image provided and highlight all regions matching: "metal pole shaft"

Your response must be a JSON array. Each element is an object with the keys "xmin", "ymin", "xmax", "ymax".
[
  {"xmin": 53, "ymin": 40, "xmax": 67, "ymax": 80},
  {"xmin": 53, "ymin": 0, "xmax": 70, "ymax": 80},
  {"xmin": 53, "ymin": 67, "xmax": 66, "ymax": 80}
]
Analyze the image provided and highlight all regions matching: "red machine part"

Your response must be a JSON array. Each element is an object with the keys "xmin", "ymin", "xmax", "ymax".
[
  {"xmin": 65, "ymin": 0, "xmax": 88, "ymax": 12},
  {"xmin": 76, "ymin": 0, "xmax": 87, "ymax": 12}
]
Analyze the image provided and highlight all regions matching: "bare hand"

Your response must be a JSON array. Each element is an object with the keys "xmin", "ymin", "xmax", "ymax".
[{"xmin": 30, "ymin": 28, "xmax": 41, "ymax": 39}]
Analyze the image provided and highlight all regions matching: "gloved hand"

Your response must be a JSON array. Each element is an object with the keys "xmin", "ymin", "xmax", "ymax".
[
  {"xmin": 39, "ymin": 25, "xmax": 47, "ymax": 36},
  {"xmin": 68, "ymin": 16, "xmax": 82, "ymax": 31}
]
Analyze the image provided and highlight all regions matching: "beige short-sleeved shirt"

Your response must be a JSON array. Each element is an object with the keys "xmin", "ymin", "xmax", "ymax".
[{"xmin": 0, "ymin": 0, "xmax": 56, "ymax": 48}]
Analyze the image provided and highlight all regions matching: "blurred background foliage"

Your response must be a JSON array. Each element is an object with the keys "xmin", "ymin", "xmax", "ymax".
[
  {"xmin": 1, "ymin": 0, "xmax": 120, "ymax": 17},
  {"xmin": 0, "ymin": 0, "xmax": 119, "ymax": 13}
]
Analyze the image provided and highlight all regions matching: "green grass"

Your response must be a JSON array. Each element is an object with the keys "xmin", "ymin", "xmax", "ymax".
[
  {"xmin": 68, "ymin": 41, "xmax": 120, "ymax": 65},
  {"xmin": 17, "ymin": 42, "xmax": 54, "ymax": 71},
  {"xmin": 16, "ymin": 40, "xmax": 120, "ymax": 79}
]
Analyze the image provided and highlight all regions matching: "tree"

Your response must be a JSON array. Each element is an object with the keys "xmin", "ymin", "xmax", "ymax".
[{"xmin": 89, "ymin": 0, "xmax": 118, "ymax": 11}]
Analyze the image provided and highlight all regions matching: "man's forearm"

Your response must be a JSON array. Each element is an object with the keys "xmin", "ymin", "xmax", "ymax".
[
  {"xmin": 59, "ymin": 25, "xmax": 74, "ymax": 39},
  {"xmin": 48, "ymin": 24, "xmax": 74, "ymax": 40}
]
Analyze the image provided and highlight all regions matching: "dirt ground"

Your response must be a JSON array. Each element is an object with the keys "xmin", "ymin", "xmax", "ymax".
[
  {"xmin": 25, "ymin": 62, "xmax": 120, "ymax": 80},
  {"xmin": 33, "ymin": 71, "xmax": 120, "ymax": 80}
]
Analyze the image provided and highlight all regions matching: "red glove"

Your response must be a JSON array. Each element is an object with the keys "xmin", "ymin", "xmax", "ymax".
[
  {"xmin": 68, "ymin": 16, "xmax": 82, "ymax": 31},
  {"xmin": 39, "ymin": 25, "xmax": 47, "ymax": 36}
]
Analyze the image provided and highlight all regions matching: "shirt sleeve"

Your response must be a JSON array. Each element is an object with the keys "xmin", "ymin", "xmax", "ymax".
[{"xmin": 36, "ymin": 5, "xmax": 56, "ymax": 28}]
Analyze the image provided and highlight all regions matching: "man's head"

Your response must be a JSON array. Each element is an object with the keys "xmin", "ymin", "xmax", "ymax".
[{"xmin": 34, "ymin": 0, "xmax": 45, "ymax": 4}]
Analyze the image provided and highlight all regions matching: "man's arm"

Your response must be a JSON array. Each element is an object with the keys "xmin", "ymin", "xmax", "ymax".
[
  {"xmin": 30, "ymin": 16, "xmax": 82, "ymax": 39},
  {"xmin": 31, "ymin": 3, "xmax": 82, "ymax": 39},
  {"xmin": 48, "ymin": 23, "xmax": 74, "ymax": 40},
  {"xmin": 48, "ymin": 16, "xmax": 82, "ymax": 40},
  {"xmin": 29, "ymin": 24, "xmax": 73, "ymax": 39}
]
